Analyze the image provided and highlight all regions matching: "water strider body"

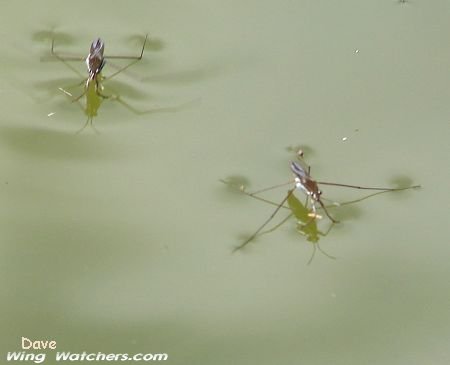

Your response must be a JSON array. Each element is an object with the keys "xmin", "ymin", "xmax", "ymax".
[
  {"xmin": 290, "ymin": 160, "xmax": 338, "ymax": 223},
  {"xmin": 86, "ymin": 38, "xmax": 106, "ymax": 81}
]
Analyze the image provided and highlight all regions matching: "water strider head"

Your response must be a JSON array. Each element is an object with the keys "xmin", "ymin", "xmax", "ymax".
[{"xmin": 86, "ymin": 38, "xmax": 106, "ymax": 78}]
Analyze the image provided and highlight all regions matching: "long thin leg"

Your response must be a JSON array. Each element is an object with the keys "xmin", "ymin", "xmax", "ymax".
[
  {"xmin": 317, "ymin": 181, "xmax": 421, "ymax": 191},
  {"xmin": 104, "ymin": 34, "xmax": 148, "ymax": 60},
  {"xmin": 51, "ymin": 38, "xmax": 89, "ymax": 102},
  {"xmin": 243, "ymin": 191, "xmax": 291, "ymax": 210},
  {"xmin": 51, "ymin": 38, "xmax": 85, "ymax": 62},
  {"xmin": 50, "ymin": 39, "xmax": 91, "ymax": 107},
  {"xmin": 307, "ymin": 223, "xmax": 336, "ymax": 265},
  {"xmin": 59, "ymin": 79, "xmax": 86, "ymax": 90},
  {"xmin": 260, "ymin": 212, "xmax": 294, "ymax": 236},
  {"xmin": 308, "ymin": 243, "xmax": 336, "ymax": 265},
  {"xmin": 249, "ymin": 180, "xmax": 295, "ymax": 195},
  {"xmin": 58, "ymin": 87, "xmax": 85, "ymax": 113},
  {"xmin": 316, "ymin": 228, "xmax": 336, "ymax": 263},
  {"xmin": 103, "ymin": 59, "xmax": 141, "ymax": 82},
  {"xmin": 50, "ymin": 38, "xmax": 86, "ymax": 100},
  {"xmin": 298, "ymin": 154, "xmax": 420, "ymax": 191},
  {"xmin": 89, "ymin": 118, "xmax": 100, "ymax": 134},
  {"xmin": 75, "ymin": 117, "xmax": 91, "ymax": 134},
  {"xmin": 219, "ymin": 179, "xmax": 292, "ymax": 210},
  {"xmin": 233, "ymin": 189, "xmax": 295, "ymax": 252},
  {"xmin": 317, "ymin": 235, "xmax": 336, "ymax": 259},
  {"xmin": 51, "ymin": 50, "xmax": 85, "ymax": 78},
  {"xmin": 317, "ymin": 199, "xmax": 339, "ymax": 223},
  {"xmin": 112, "ymin": 95, "xmax": 198, "ymax": 116},
  {"xmin": 50, "ymin": 34, "xmax": 148, "ymax": 62},
  {"xmin": 75, "ymin": 116, "xmax": 99, "ymax": 135},
  {"xmin": 72, "ymin": 89, "xmax": 87, "ymax": 102},
  {"xmin": 51, "ymin": 35, "xmax": 148, "ymax": 82},
  {"xmin": 307, "ymin": 245, "xmax": 317, "ymax": 265},
  {"xmin": 331, "ymin": 190, "xmax": 395, "ymax": 207},
  {"xmin": 58, "ymin": 87, "xmax": 99, "ymax": 134},
  {"xmin": 102, "ymin": 35, "xmax": 148, "ymax": 81},
  {"xmin": 94, "ymin": 78, "xmax": 112, "ymax": 99}
]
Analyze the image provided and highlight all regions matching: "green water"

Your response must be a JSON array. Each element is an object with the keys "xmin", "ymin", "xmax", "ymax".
[{"xmin": 0, "ymin": 1, "xmax": 449, "ymax": 364}]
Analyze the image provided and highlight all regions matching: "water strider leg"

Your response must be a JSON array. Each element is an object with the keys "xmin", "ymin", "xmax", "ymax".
[
  {"xmin": 311, "ymin": 225, "xmax": 336, "ymax": 264},
  {"xmin": 75, "ymin": 117, "xmax": 91, "ymax": 135},
  {"xmin": 219, "ymin": 179, "xmax": 292, "ymax": 210},
  {"xmin": 51, "ymin": 41, "xmax": 88, "ymax": 102},
  {"xmin": 58, "ymin": 87, "xmax": 85, "ymax": 113},
  {"xmin": 127, "ymin": 97, "xmax": 190, "ymax": 114},
  {"xmin": 51, "ymin": 38, "xmax": 85, "ymax": 61},
  {"xmin": 106, "ymin": 91, "xmax": 199, "ymax": 116},
  {"xmin": 50, "ymin": 34, "xmax": 149, "ymax": 96},
  {"xmin": 248, "ymin": 180, "xmax": 295, "ymax": 196},
  {"xmin": 104, "ymin": 34, "xmax": 148, "ymax": 60},
  {"xmin": 50, "ymin": 38, "xmax": 85, "ymax": 78},
  {"xmin": 317, "ymin": 199, "xmax": 339, "ymax": 223},
  {"xmin": 307, "ymin": 242, "xmax": 336, "ymax": 265},
  {"xmin": 75, "ymin": 116, "xmax": 99, "ymax": 135},
  {"xmin": 71, "ymin": 88, "xmax": 87, "ymax": 102},
  {"xmin": 102, "ymin": 35, "xmax": 148, "ymax": 82},
  {"xmin": 317, "ymin": 181, "xmax": 421, "ymax": 191},
  {"xmin": 233, "ymin": 189, "xmax": 296, "ymax": 252},
  {"xmin": 259, "ymin": 212, "xmax": 294, "ymax": 236}
]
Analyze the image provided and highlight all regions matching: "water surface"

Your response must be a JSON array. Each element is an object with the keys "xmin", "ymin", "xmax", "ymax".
[{"xmin": 0, "ymin": 1, "xmax": 449, "ymax": 364}]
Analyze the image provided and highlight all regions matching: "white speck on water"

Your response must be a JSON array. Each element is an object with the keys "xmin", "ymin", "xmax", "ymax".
[{"xmin": 47, "ymin": 112, "xmax": 55, "ymax": 117}]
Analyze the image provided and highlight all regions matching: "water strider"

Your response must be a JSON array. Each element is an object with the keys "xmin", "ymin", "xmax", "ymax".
[
  {"xmin": 49, "ymin": 34, "xmax": 159, "ymax": 132},
  {"xmin": 223, "ymin": 154, "xmax": 421, "ymax": 253}
]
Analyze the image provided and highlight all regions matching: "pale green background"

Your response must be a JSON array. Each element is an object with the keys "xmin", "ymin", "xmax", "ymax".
[{"xmin": 0, "ymin": 1, "xmax": 449, "ymax": 364}]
